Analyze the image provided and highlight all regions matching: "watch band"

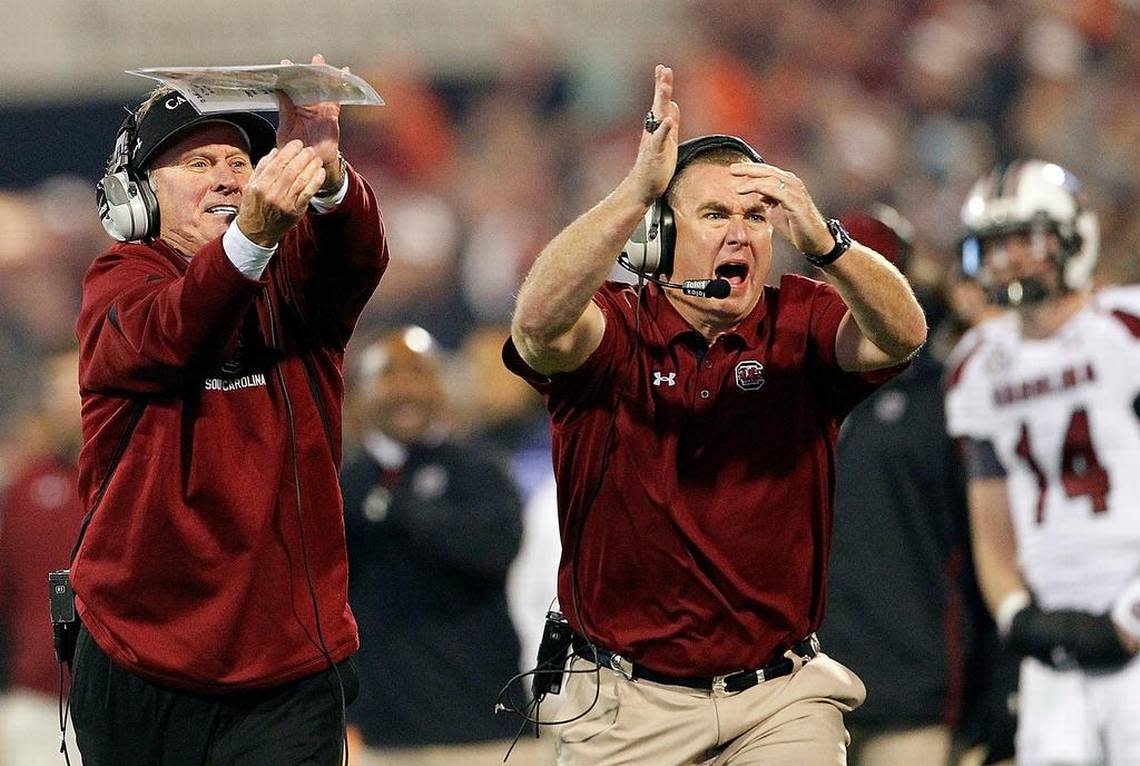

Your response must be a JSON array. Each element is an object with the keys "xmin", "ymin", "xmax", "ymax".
[
  {"xmin": 314, "ymin": 152, "xmax": 348, "ymax": 199},
  {"xmin": 804, "ymin": 218, "xmax": 851, "ymax": 268}
]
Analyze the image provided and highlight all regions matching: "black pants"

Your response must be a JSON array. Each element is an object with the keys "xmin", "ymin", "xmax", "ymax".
[{"xmin": 70, "ymin": 625, "xmax": 359, "ymax": 765}]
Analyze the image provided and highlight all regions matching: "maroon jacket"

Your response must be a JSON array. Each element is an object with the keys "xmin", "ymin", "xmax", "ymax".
[{"xmin": 73, "ymin": 167, "xmax": 387, "ymax": 693}]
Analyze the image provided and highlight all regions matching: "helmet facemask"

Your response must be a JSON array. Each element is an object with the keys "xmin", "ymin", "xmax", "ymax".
[{"xmin": 963, "ymin": 217, "xmax": 1070, "ymax": 307}]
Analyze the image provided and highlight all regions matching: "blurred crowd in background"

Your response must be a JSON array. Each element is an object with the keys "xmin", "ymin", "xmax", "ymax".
[{"xmin": 2, "ymin": 0, "xmax": 1138, "ymax": 764}]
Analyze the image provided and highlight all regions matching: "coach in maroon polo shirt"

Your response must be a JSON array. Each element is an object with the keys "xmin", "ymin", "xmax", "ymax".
[{"xmin": 505, "ymin": 66, "xmax": 927, "ymax": 766}]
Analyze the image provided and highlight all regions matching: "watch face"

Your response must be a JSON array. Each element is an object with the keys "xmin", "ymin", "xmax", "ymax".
[
  {"xmin": 805, "ymin": 219, "xmax": 851, "ymax": 267},
  {"xmin": 829, "ymin": 218, "xmax": 851, "ymax": 248}
]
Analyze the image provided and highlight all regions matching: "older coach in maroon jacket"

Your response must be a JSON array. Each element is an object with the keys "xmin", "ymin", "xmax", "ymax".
[
  {"xmin": 69, "ymin": 55, "xmax": 387, "ymax": 766},
  {"xmin": 506, "ymin": 65, "xmax": 927, "ymax": 766}
]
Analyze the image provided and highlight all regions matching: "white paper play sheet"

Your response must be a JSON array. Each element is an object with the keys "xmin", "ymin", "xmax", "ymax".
[{"xmin": 126, "ymin": 64, "xmax": 384, "ymax": 113}]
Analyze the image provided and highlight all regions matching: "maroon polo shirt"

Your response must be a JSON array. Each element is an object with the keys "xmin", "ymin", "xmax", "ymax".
[{"xmin": 504, "ymin": 275, "xmax": 899, "ymax": 676}]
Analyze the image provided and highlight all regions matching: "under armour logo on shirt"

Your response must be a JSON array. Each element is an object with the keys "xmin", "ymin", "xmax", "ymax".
[{"xmin": 653, "ymin": 371, "xmax": 676, "ymax": 387}]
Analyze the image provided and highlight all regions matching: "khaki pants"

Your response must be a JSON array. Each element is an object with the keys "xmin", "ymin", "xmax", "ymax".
[{"xmin": 551, "ymin": 652, "xmax": 865, "ymax": 766}]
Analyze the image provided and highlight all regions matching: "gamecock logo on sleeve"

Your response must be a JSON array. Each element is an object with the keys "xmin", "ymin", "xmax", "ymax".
[{"xmin": 735, "ymin": 360, "xmax": 765, "ymax": 391}]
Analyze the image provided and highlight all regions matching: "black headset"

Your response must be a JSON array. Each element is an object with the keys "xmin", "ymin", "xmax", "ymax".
[
  {"xmin": 96, "ymin": 109, "xmax": 162, "ymax": 243},
  {"xmin": 620, "ymin": 134, "xmax": 764, "ymax": 277}
]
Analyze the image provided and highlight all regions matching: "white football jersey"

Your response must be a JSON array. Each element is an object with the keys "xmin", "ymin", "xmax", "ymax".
[{"xmin": 946, "ymin": 286, "xmax": 1140, "ymax": 612}]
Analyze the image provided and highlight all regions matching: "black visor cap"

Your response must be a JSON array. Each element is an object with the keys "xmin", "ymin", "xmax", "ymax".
[{"xmin": 133, "ymin": 92, "xmax": 277, "ymax": 170}]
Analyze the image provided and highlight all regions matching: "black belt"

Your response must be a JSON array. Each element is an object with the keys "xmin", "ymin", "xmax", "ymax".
[{"xmin": 571, "ymin": 634, "xmax": 820, "ymax": 694}]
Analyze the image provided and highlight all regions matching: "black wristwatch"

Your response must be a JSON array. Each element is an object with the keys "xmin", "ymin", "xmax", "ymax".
[{"xmin": 804, "ymin": 218, "xmax": 851, "ymax": 268}]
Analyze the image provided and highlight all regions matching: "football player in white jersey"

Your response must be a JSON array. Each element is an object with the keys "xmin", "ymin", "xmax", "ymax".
[{"xmin": 945, "ymin": 159, "xmax": 1140, "ymax": 765}]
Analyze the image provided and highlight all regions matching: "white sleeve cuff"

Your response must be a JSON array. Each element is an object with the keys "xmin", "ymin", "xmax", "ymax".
[
  {"xmin": 223, "ymin": 221, "xmax": 277, "ymax": 279},
  {"xmin": 1112, "ymin": 578, "xmax": 1140, "ymax": 642},
  {"xmin": 309, "ymin": 170, "xmax": 349, "ymax": 214},
  {"xmin": 996, "ymin": 590, "xmax": 1032, "ymax": 637}
]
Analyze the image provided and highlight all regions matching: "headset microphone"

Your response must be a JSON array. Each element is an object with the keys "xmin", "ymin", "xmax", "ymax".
[
  {"xmin": 689, "ymin": 277, "xmax": 731, "ymax": 299},
  {"xmin": 617, "ymin": 254, "xmax": 731, "ymax": 299}
]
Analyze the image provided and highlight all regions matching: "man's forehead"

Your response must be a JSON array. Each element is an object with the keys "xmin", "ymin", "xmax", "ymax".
[
  {"xmin": 381, "ymin": 342, "xmax": 436, "ymax": 367},
  {"xmin": 359, "ymin": 329, "xmax": 441, "ymax": 379},
  {"xmin": 674, "ymin": 163, "xmax": 766, "ymax": 210}
]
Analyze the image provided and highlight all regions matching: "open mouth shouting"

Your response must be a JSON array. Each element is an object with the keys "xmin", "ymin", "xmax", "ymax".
[{"xmin": 714, "ymin": 260, "xmax": 750, "ymax": 289}]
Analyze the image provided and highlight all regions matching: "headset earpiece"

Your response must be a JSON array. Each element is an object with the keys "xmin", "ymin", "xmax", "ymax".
[
  {"xmin": 96, "ymin": 111, "xmax": 160, "ymax": 242},
  {"xmin": 622, "ymin": 199, "xmax": 675, "ymax": 276},
  {"xmin": 97, "ymin": 169, "xmax": 159, "ymax": 242}
]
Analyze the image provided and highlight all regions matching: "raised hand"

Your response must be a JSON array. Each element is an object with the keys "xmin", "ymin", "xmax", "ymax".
[
  {"xmin": 629, "ymin": 65, "xmax": 681, "ymax": 205},
  {"xmin": 276, "ymin": 53, "xmax": 345, "ymax": 192},
  {"xmin": 235, "ymin": 140, "xmax": 326, "ymax": 247}
]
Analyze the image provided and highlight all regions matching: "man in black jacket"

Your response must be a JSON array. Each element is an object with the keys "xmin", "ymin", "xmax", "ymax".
[
  {"xmin": 823, "ymin": 208, "xmax": 993, "ymax": 766},
  {"xmin": 342, "ymin": 326, "xmax": 538, "ymax": 765}
]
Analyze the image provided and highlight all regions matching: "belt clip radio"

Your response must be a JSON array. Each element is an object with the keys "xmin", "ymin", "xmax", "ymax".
[
  {"xmin": 49, "ymin": 570, "xmax": 78, "ymax": 665},
  {"xmin": 532, "ymin": 610, "xmax": 573, "ymax": 700}
]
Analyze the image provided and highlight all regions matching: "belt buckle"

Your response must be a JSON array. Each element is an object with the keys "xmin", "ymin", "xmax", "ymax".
[{"xmin": 714, "ymin": 669, "xmax": 761, "ymax": 695}]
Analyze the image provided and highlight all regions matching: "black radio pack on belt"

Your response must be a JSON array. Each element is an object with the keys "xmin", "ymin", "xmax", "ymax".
[
  {"xmin": 49, "ymin": 569, "xmax": 78, "ymax": 665},
  {"xmin": 532, "ymin": 610, "xmax": 573, "ymax": 700}
]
